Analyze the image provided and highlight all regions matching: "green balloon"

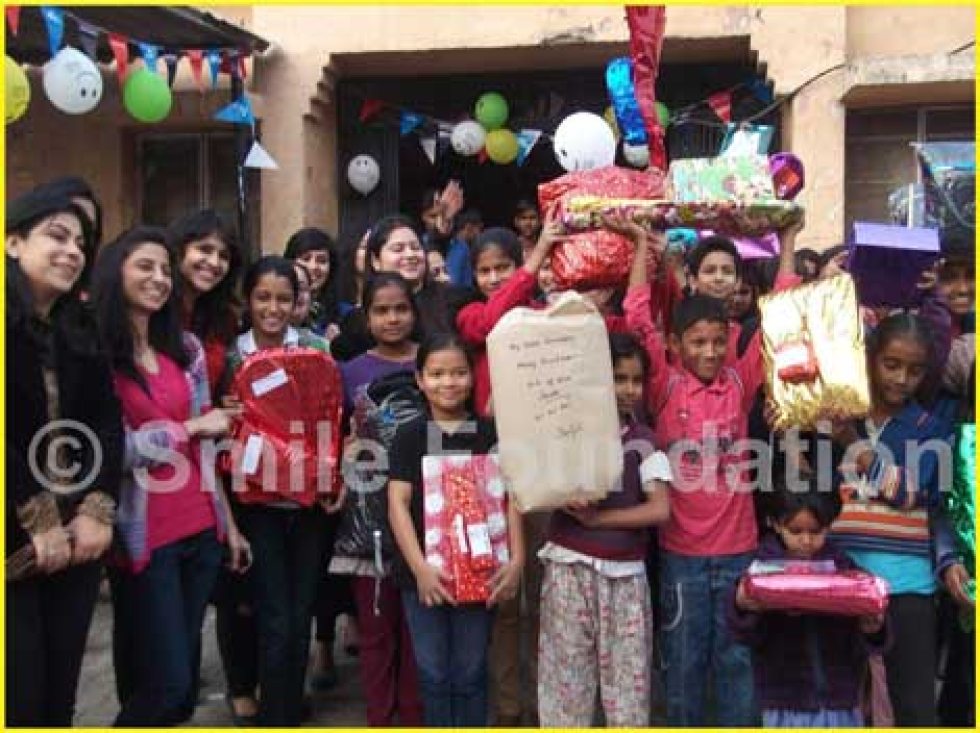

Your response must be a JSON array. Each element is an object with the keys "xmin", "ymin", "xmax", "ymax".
[
  {"xmin": 656, "ymin": 101, "xmax": 670, "ymax": 128},
  {"xmin": 485, "ymin": 129, "xmax": 519, "ymax": 165},
  {"xmin": 475, "ymin": 92, "xmax": 508, "ymax": 131},
  {"xmin": 123, "ymin": 69, "xmax": 172, "ymax": 123}
]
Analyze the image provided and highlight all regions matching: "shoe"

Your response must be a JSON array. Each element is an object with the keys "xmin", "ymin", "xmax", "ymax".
[{"xmin": 225, "ymin": 694, "xmax": 258, "ymax": 728}]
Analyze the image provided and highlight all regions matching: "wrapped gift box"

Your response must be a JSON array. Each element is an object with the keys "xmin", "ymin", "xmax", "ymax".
[
  {"xmin": 487, "ymin": 292, "xmax": 621, "ymax": 511},
  {"xmin": 422, "ymin": 454, "xmax": 510, "ymax": 603},
  {"xmin": 230, "ymin": 347, "xmax": 343, "ymax": 506},
  {"xmin": 562, "ymin": 196, "xmax": 803, "ymax": 238},
  {"xmin": 758, "ymin": 274, "xmax": 871, "ymax": 431},
  {"xmin": 538, "ymin": 166, "xmax": 666, "ymax": 292},
  {"xmin": 846, "ymin": 222, "xmax": 940, "ymax": 307},
  {"xmin": 744, "ymin": 559, "xmax": 890, "ymax": 616},
  {"xmin": 667, "ymin": 153, "xmax": 775, "ymax": 204}
]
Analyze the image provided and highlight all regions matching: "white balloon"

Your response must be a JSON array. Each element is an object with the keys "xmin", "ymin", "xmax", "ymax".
[
  {"xmin": 347, "ymin": 154, "xmax": 380, "ymax": 195},
  {"xmin": 43, "ymin": 47, "xmax": 102, "ymax": 115},
  {"xmin": 552, "ymin": 111, "xmax": 617, "ymax": 172},
  {"xmin": 623, "ymin": 142, "xmax": 650, "ymax": 169},
  {"xmin": 450, "ymin": 120, "xmax": 486, "ymax": 157}
]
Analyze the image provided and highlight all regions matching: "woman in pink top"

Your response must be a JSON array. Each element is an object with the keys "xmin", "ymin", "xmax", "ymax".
[{"xmin": 90, "ymin": 226, "xmax": 248, "ymax": 726}]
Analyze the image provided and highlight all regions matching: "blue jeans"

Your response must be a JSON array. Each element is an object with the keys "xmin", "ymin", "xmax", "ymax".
[
  {"xmin": 241, "ymin": 506, "xmax": 325, "ymax": 727},
  {"xmin": 659, "ymin": 549, "xmax": 757, "ymax": 727},
  {"xmin": 401, "ymin": 590, "xmax": 493, "ymax": 727},
  {"xmin": 110, "ymin": 528, "xmax": 222, "ymax": 726}
]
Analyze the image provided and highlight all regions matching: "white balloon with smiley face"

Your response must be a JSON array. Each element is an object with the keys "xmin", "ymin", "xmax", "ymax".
[
  {"xmin": 553, "ymin": 111, "xmax": 617, "ymax": 172},
  {"xmin": 43, "ymin": 47, "xmax": 103, "ymax": 115},
  {"xmin": 450, "ymin": 120, "xmax": 486, "ymax": 157},
  {"xmin": 347, "ymin": 154, "xmax": 380, "ymax": 195}
]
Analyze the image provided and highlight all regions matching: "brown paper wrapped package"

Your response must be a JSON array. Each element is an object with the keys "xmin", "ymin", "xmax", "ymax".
[
  {"xmin": 759, "ymin": 273, "xmax": 871, "ymax": 431},
  {"xmin": 487, "ymin": 292, "xmax": 622, "ymax": 512}
]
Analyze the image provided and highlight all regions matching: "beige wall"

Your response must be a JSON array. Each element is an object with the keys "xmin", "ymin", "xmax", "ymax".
[{"xmin": 7, "ymin": 5, "xmax": 974, "ymax": 252}]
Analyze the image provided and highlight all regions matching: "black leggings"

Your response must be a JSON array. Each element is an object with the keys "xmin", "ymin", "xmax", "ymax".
[
  {"xmin": 884, "ymin": 593, "xmax": 939, "ymax": 727},
  {"xmin": 214, "ymin": 568, "xmax": 259, "ymax": 699},
  {"xmin": 313, "ymin": 512, "xmax": 354, "ymax": 646},
  {"xmin": 6, "ymin": 561, "xmax": 102, "ymax": 726}
]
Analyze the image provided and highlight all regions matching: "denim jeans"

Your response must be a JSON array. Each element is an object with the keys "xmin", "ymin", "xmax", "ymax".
[
  {"xmin": 240, "ymin": 506, "xmax": 325, "ymax": 727},
  {"xmin": 659, "ymin": 549, "xmax": 757, "ymax": 727},
  {"xmin": 401, "ymin": 589, "xmax": 494, "ymax": 727},
  {"xmin": 110, "ymin": 529, "xmax": 223, "ymax": 726}
]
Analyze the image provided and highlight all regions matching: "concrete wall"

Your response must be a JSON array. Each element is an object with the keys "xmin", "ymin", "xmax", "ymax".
[{"xmin": 7, "ymin": 5, "xmax": 974, "ymax": 252}]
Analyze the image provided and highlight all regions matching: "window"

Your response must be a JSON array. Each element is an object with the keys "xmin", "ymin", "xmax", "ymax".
[
  {"xmin": 137, "ymin": 132, "xmax": 260, "ymax": 256},
  {"xmin": 845, "ymin": 106, "xmax": 974, "ymax": 229}
]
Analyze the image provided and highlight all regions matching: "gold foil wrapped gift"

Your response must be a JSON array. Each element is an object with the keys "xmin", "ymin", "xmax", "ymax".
[{"xmin": 758, "ymin": 273, "xmax": 870, "ymax": 431}]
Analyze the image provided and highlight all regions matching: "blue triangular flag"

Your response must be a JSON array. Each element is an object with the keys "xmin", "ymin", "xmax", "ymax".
[
  {"xmin": 164, "ymin": 53, "xmax": 180, "ymax": 88},
  {"xmin": 516, "ymin": 129, "xmax": 542, "ymax": 166},
  {"xmin": 720, "ymin": 123, "xmax": 774, "ymax": 156},
  {"xmin": 206, "ymin": 49, "xmax": 221, "ymax": 88},
  {"xmin": 139, "ymin": 42, "xmax": 159, "ymax": 73},
  {"xmin": 215, "ymin": 95, "xmax": 254, "ymax": 125},
  {"xmin": 747, "ymin": 78, "xmax": 773, "ymax": 105},
  {"xmin": 400, "ymin": 111, "xmax": 423, "ymax": 136},
  {"xmin": 41, "ymin": 6, "xmax": 64, "ymax": 57}
]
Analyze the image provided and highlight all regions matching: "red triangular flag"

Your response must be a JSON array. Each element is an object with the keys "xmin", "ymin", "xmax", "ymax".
[
  {"xmin": 6, "ymin": 6, "xmax": 20, "ymax": 36},
  {"xmin": 109, "ymin": 34, "xmax": 130, "ymax": 87},
  {"xmin": 478, "ymin": 148, "xmax": 489, "ymax": 164},
  {"xmin": 186, "ymin": 50, "xmax": 204, "ymax": 92},
  {"xmin": 359, "ymin": 99, "xmax": 384, "ymax": 122},
  {"xmin": 238, "ymin": 54, "xmax": 248, "ymax": 80},
  {"xmin": 219, "ymin": 52, "xmax": 233, "ymax": 75},
  {"xmin": 707, "ymin": 90, "xmax": 733, "ymax": 123}
]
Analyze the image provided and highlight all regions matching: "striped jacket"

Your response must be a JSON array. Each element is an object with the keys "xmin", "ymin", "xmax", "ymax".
[{"xmin": 831, "ymin": 401, "xmax": 954, "ymax": 558}]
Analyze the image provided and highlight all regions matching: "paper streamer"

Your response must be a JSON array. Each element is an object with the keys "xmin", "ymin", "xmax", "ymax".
[{"xmin": 605, "ymin": 57, "xmax": 648, "ymax": 147}]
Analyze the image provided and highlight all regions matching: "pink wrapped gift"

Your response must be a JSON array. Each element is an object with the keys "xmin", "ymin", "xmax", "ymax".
[{"xmin": 743, "ymin": 559, "xmax": 890, "ymax": 616}]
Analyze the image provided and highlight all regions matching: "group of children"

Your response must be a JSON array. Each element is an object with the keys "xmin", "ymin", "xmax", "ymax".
[{"xmin": 6, "ymin": 175, "xmax": 975, "ymax": 729}]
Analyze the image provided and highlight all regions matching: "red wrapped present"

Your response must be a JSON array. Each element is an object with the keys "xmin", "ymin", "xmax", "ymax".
[
  {"xmin": 423, "ymin": 454, "xmax": 510, "ymax": 603},
  {"xmin": 743, "ymin": 559, "xmax": 890, "ymax": 616},
  {"xmin": 539, "ymin": 166, "xmax": 666, "ymax": 291},
  {"xmin": 229, "ymin": 347, "xmax": 343, "ymax": 506}
]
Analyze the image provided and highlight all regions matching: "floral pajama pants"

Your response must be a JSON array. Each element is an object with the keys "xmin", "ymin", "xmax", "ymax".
[{"xmin": 537, "ymin": 561, "xmax": 653, "ymax": 727}]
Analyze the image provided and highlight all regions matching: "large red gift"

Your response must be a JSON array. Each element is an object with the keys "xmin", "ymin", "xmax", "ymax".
[
  {"xmin": 743, "ymin": 559, "xmax": 890, "ymax": 616},
  {"xmin": 422, "ymin": 454, "xmax": 510, "ymax": 603},
  {"xmin": 229, "ymin": 347, "xmax": 343, "ymax": 506},
  {"xmin": 538, "ymin": 166, "xmax": 666, "ymax": 291}
]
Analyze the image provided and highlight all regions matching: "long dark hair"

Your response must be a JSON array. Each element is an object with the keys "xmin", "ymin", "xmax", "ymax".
[
  {"xmin": 867, "ymin": 312, "xmax": 935, "ymax": 403},
  {"xmin": 240, "ymin": 255, "xmax": 300, "ymax": 333},
  {"xmin": 362, "ymin": 271, "xmax": 420, "ymax": 342},
  {"xmin": 168, "ymin": 208, "xmax": 242, "ymax": 343},
  {"xmin": 283, "ymin": 227, "xmax": 340, "ymax": 326},
  {"xmin": 43, "ymin": 176, "xmax": 103, "ymax": 248},
  {"xmin": 90, "ymin": 226, "xmax": 189, "ymax": 394},
  {"xmin": 6, "ymin": 186, "xmax": 98, "ymax": 353}
]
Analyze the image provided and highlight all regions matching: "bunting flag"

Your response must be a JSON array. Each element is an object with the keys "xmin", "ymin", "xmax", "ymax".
[
  {"xmin": 359, "ymin": 98, "xmax": 384, "ymax": 122},
  {"xmin": 516, "ymin": 129, "xmax": 543, "ymax": 166},
  {"xmin": 478, "ymin": 148, "xmax": 488, "ymax": 165},
  {"xmin": 138, "ymin": 42, "xmax": 159, "ymax": 73},
  {"xmin": 6, "ymin": 6, "xmax": 21, "ymax": 36},
  {"xmin": 215, "ymin": 94, "xmax": 254, "ymax": 125},
  {"xmin": 720, "ymin": 123, "xmax": 774, "ymax": 156},
  {"xmin": 238, "ymin": 53, "xmax": 248, "ymax": 80},
  {"xmin": 108, "ymin": 33, "xmax": 129, "ymax": 87},
  {"xmin": 399, "ymin": 111, "xmax": 423, "ymax": 136},
  {"xmin": 244, "ymin": 140, "xmax": 278, "ymax": 169},
  {"xmin": 186, "ymin": 50, "xmax": 204, "ymax": 91},
  {"xmin": 227, "ymin": 51, "xmax": 240, "ymax": 79},
  {"xmin": 41, "ymin": 6, "xmax": 65, "ymax": 56},
  {"xmin": 163, "ymin": 53, "xmax": 180, "ymax": 88},
  {"xmin": 706, "ymin": 90, "xmax": 733, "ymax": 123},
  {"xmin": 748, "ymin": 78, "xmax": 774, "ymax": 104},
  {"xmin": 77, "ymin": 21, "xmax": 100, "ymax": 60},
  {"xmin": 437, "ymin": 128, "xmax": 452, "ymax": 158},
  {"xmin": 420, "ymin": 135, "xmax": 437, "ymax": 165},
  {"xmin": 625, "ymin": 5, "xmax": 668, "ymax": 172},
  {"xmin": 206, "ymin": 49, "xmax": 221, "ymax": 88}
]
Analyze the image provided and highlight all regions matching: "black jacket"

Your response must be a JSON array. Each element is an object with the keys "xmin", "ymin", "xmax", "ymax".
[{"xmin": 6, "ymin": 300, "xmax": 123, "ymax": 556}]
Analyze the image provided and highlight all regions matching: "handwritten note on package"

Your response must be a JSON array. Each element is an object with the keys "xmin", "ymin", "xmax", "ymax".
[{"xmin": 487, "ymin": 292, "xmax": 622, "ymax": 512}]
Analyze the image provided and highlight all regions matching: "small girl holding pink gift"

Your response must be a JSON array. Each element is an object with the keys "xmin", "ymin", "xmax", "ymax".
[{"xmin": 729, "ymin": 480, "xmax": 890, "ymax": 728}]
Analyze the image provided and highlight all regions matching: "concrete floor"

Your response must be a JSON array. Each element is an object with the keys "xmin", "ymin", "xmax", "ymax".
[{"xmin": 74, "ymin": 588, "xmax": 368, "ymax": 727}]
